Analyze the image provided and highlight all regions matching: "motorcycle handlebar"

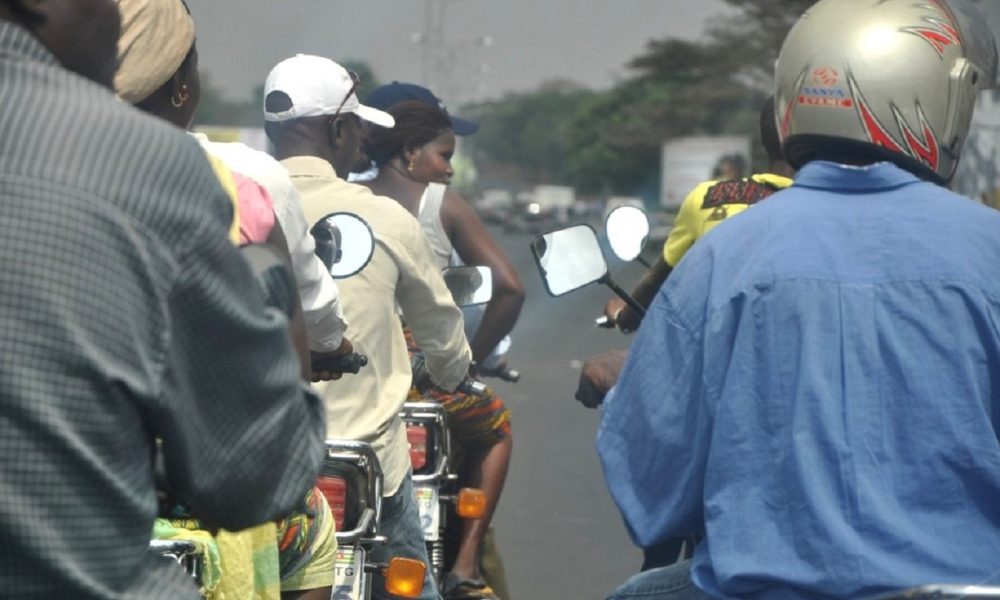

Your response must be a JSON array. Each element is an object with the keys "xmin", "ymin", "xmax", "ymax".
[{"xmin": 313, "ymin": 352, "xmax": 369, "ymax": 375}]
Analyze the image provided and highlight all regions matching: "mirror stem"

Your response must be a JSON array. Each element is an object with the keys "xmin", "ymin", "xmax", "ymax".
[
  {"xmin": 601, "ymin": 275, "xmax": 646, "ymax": 318},
  {"xmin": 636, "ymin": 256, "xmax": 652, "ymax": 269}
]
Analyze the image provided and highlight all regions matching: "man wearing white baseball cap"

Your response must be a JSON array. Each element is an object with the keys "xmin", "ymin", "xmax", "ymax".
[{"xmin": 264, "ymin": 54, "xmax": 474, "ymax": 600}]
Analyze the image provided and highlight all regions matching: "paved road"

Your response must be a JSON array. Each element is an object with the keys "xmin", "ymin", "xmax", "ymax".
[{"xmin": 482, "ymin": 223, "xmax": 651, "ymax": 599}]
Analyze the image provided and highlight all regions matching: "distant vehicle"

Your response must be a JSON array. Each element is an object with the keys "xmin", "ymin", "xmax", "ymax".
[
  {"xmin": 476, "ymin": 189, "xmax": 514, "ymax": 225},
  {"xmin": 506, "ymin": 185, "xmax": 575, "ymax": 233}
]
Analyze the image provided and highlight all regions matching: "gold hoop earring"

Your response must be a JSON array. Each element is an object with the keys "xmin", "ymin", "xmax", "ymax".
[{"xmin": 171, "ymin": 85, "xmax": 190, "ymax": 108}]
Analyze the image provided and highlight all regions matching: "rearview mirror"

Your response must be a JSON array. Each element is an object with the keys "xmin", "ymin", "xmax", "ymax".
[
  {"xmin": 605, "ymin": 205, "xmax": 650, "ymax": 262},
  {"xmin": 530, "ymin": 224, "xmax": 608, "ymax": 297},
  {"xmin": 442, "ymin": 266, "xmax": 493, "ymax": 307},
  {"xmin": 310, "ymin": 212, "xmax": 375, "ymax": 279}
]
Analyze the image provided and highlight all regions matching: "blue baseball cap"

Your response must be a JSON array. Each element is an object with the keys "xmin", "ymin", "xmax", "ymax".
[{"xmin": 365, "ymin": 82, "xmax": 479, "ymax": 136}]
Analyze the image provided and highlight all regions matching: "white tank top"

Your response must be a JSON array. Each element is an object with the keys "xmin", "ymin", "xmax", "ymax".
[
  {"xmin": 417, "ymin": 183, "xmax": 456, "ymax": 269},
  {"xmin": 417, "ymin": 183, "xmax": 511, "ymax": 365}
]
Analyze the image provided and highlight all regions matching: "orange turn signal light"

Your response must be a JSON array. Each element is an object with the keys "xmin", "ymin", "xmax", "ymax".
[
  {"xmin": 455, "ymin": 487, "xmax": 487, "ymax": 519},
  {"xmin": 385, "ymin": 557, "xmax": 426, "ymax": 598}
]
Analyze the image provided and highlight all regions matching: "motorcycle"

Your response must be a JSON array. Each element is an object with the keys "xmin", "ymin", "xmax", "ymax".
[
  {"xmin": 312, "ymin": 212, "xmax": 426, "ymax": 599},
  {"xmin": 402, "ymin": 265, "xmax": 496, "ymax": 589},
  {"xmin": 529, "ymin": 218, "xmax": 645, "ymax": 321},
  {"xmin": 530, "ymin": 209, "xmax": 702, "ymax": 569},
  {"xmin": 150, "ymin": 212, "xmax": 424, "ymax": 599}
]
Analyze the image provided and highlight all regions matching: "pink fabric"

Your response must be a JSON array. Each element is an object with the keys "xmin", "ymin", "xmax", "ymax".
[{"xmin": 233, "ymin": 171, "xmax": 276, "ymax": 245}]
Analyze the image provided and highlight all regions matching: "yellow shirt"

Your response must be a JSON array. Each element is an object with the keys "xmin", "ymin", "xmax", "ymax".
[
  {"xmin": 663, "ymin": 173, "xmax": 792, "ymax": 267},
  {"xmin": 282, "ymin": 156, "xmax": 472, "ymax": 496}
]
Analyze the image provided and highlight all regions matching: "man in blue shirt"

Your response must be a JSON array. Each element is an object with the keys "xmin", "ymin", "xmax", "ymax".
[{"xmin": 599, "ymin": 1, "xmax": 1000, "ymax": 598}]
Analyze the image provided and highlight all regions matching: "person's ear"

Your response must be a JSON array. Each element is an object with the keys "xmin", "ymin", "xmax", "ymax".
[
  {"xmin": 167, "ymin": 70, "xmax": 191, "ymax": 109},
  {"xmin": 403, "ymin": 146, "xmax": 421, "ymax": 172},
  {"xmin": 328, "ymin": 116, "xmax": 345, "ymax": 149}
]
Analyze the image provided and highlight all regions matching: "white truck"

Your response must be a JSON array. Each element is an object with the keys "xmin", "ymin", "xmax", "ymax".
[{"xmin": 660, "ymin": 135, "xmax": 751, "ymax": 209}]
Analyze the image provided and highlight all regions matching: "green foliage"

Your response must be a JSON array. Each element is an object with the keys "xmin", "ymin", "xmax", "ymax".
[
  {"xmin": 469, "ymin": 81, "xmax": 591, "ymax": 184},
  {"xmin": 469, "ymin": 0, "xmax": 815, "ymax": 197}
]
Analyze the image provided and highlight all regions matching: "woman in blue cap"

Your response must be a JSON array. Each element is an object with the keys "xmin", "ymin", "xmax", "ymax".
[{"xmin": 363, "ymin": 82, "xmax": 524, "ymax": 600}]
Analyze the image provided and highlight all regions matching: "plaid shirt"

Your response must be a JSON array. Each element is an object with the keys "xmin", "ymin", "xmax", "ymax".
[{"xmin": 0, "ymin": 23, "xmax": 325, "ymax": 599}]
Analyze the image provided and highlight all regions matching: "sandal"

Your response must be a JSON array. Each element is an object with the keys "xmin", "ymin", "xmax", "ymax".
[{"xmin": 441, "ymin": 572, "xmax": 500, "ymax": 600}]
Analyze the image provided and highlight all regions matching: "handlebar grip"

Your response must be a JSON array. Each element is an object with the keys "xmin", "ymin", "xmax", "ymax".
[
  {"xmin": 595, "ymin": 315, "xmax": 615, "ymax": 329},
  {"xmin": 313, "ymin": 352, "xmax": 369, "ymax": 375}
]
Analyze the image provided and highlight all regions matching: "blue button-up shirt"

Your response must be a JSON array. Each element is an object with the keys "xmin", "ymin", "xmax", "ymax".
[{"xmin": 598, "ymin": 162, "xmax": 1000, "ymax": 599}]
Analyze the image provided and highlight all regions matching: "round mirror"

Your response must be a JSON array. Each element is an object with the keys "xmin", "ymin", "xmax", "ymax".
[
  {"xmin": 310, "ymin": 212, "xmax": 375, "ymax": 279},
  {"xmin": 605, "ymin": 205, "xmax": 650, "ymax": 262},
  {"xmin": 443, "ymin": 266, "xmax": 493, "ymax": 307},
  {"xmin": 530, "ymin": 224, "xmax": 608, "ymax": 297}
]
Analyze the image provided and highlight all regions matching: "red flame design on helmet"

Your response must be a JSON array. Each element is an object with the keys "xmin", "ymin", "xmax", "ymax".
[
  {"xmin": 849, "ymin": 72, "xmax": 941, "ymax": 172},
  {"xmin": 902, "ymin": 0, "xmax": 962, "ymax": 57},
  {"xmin": 893, "ymin": 104, "xmax": 940, "ymax": 170}
]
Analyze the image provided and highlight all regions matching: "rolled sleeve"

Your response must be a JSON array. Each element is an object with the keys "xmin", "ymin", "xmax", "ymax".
[
  {"xmin": 394, "ymin": 224, "xmax": 472, "ymax": 392},
  {"xmin": 597, "ymin": 288, "xmax": 710, "ymax": 547}
]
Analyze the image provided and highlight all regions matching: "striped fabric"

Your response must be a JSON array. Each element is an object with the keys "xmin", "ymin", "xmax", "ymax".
[
  {"xmin": 0, "ymin": 22, "xmax": 326, "ymax": 599},
  {"xmin": 404, "ymin": 329, "xmax": 512, "ymax": 450}
]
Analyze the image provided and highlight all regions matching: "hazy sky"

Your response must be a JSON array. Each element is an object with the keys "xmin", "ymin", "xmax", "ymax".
[{"xmin": 188, "ymin": 0, "xmax": 731, "ymax": 104}]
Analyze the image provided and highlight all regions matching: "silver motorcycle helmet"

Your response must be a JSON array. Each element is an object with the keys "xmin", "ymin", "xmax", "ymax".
[{"xmin": 775, "ymin": 0, "xmax": 998, "ymax": 183}]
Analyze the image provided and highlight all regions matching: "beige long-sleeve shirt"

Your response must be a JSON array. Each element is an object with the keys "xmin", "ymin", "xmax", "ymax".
[{"xmin": 283, "ymin": 155, "xmax": 472, "ymax": 495}]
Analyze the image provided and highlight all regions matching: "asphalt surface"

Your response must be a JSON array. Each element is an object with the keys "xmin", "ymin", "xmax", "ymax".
[{"xmin": 481, "ymin": 222, "xmax": 651, "ymax": 600}]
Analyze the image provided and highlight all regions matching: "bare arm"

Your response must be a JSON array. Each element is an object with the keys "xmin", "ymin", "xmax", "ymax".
[{"xmin": 442, "ymin": 189, "xmax": 525, "ymax": 363}]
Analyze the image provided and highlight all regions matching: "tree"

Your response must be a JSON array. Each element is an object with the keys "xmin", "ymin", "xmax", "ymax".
[
  {"xmin": 468, "ymin": 80, "xmax": 592, "ymax": 185},
  {"xmin": 468, "ymin": 0, "xmax": 816, "ymax": 197}
]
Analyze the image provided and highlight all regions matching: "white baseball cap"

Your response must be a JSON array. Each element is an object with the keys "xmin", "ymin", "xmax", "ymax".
[{"xmin": 263, "ymin": 54, "xmax": 395, "ymax": 128}]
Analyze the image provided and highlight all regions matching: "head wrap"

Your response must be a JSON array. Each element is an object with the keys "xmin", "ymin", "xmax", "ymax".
[{"xmin": 115, "ymin": 0, "xmax": 196, "ymax": 104}]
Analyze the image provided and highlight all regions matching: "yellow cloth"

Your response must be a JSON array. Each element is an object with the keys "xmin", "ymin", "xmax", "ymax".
[
  {"xmin": 152, "ymin": 518, "xmax": 222, "ymax": 597},
  {"xmin": 115, "ymin": 0, "xmax": 196, "ymax": 104},
  {"xmin": 282, "ymin": 155, "xmax": 471, "ymax": 496},
  {"xmin": 152, "ymin": 520, "xmax": 280, "ymax": 600},
  {"xmin": 204, "ymin": 152, "xmax": 242, "ymax": 245},
  {"xmin": 214, "ymin": 525, "xmax": 281, "ymax": 600},
  {"xmin": 663, "ymin": 173, "xmax": 792, "ymax": 267}
]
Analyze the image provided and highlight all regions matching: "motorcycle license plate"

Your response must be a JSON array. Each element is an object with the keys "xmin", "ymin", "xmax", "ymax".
[
  {"xmin": 415, "ymin": 485, "xmax": 440, "ymax": 541},
  {"xmin": 332, "ymin": 545, "xmax": 366, "ymax": 599}
]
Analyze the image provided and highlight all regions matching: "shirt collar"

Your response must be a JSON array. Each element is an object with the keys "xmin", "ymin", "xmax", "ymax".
[
  {"xmin": 280, "ymin": 155, "xmax": 341, "ymax": 180},
  {"xmin": 793, "ymin": 161, "xmax": 921, "ymax": 192},
  {"xmin": 0, "ymin": 21, "xmax": 59, "ymax": 66}
]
